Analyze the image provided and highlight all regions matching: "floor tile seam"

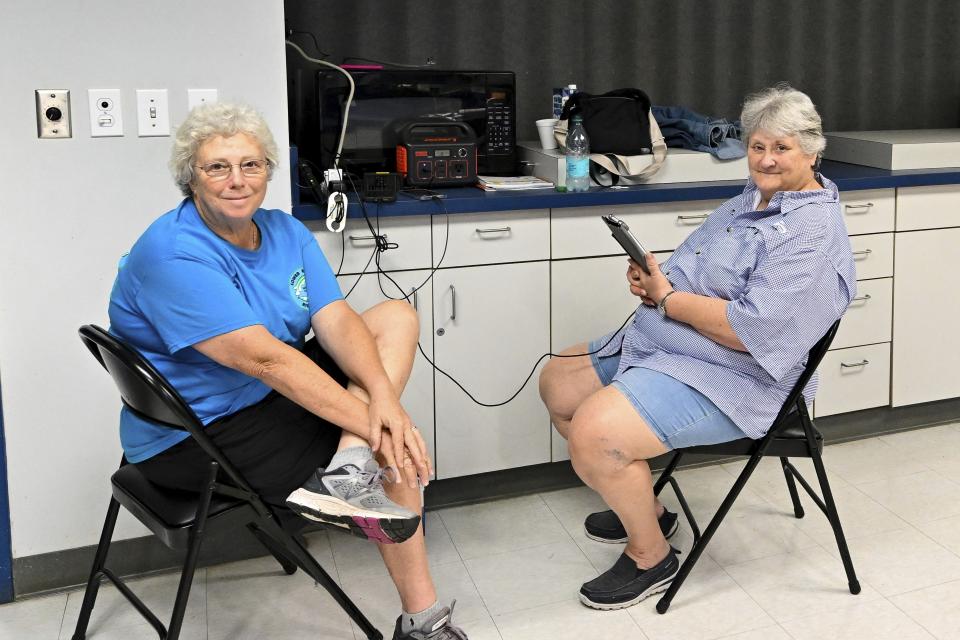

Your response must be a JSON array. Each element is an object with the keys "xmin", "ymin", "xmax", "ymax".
[
  {"xmin": 826, "ymin": 518, "xmax": 960, "ymax": 565},
  {"xmin": 454, "ymin": 533, "xmax": 585, "ymax": 563},
  {"xmin": 56, "ymin": 592, "xmax": 68, "ymax": 640},
  {"xmin": 885, "ymin": 590, "xmax": 954, "ymax": 640},
  {"xmin": 714, "ymin": 622, "xmax": 798, "ymax": 640},
  {"xmin": 847, "ymin": 467, "xmax": 940, "ymax": 490},
  {"xmin": 714, "ymin": 546, "xmax": 885, "ymax": 623},
  {"xmin": 485, "ymin": 593, "xmax": 586, "ymax": 622},
  {"xmin": 448, "ymin": 550, "xmax": 496, "ymax": 627},
  {"xmin": 428, "ymin": 510, "xmax": 470, "ymax": 567},
  {"xmin": 537, "ymin": 490, "xmax": 583, "ymax": 546},
  {"xmin": 713, "ymin": 557, "xmax": 781, "ymax": 631}
]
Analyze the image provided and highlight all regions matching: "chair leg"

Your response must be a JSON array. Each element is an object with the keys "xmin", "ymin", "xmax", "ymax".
[
  {"xmin": 656, "ymin": 451, "xmax": 765, "ymax": 614},
  {"xmin": 71, "ymin": 498, "xmax": 121, "ymax": 640},
  {"xmin": 780, "ymin": 456, "xmax": 805, "ymax": 518},
  {"xmin": 256, "ymin": 516, "xmax": 383, "ymax": 640},
  {"xmin": 247, "ymin": 523, "xmax": 298, "ymax": 575},
  {"xmin": 809, "ymin": 449, "xmax": 861, "ymax": 595},
  {"xmin": 653, "ymin": 451, "xmax": 684, "ymax": 495},
  {"xmin": 164, "ymin": 463, "xmax": 220, "ymax": 640}
]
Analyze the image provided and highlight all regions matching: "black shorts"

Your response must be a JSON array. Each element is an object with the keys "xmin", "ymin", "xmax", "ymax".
[{"xmin": 135, "ymin": 339, "xmax": 348, "ymax": 506}]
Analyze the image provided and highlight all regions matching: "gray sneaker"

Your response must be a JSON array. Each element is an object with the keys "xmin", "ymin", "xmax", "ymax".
[
  {"xmin": 392, "ymin": 601, "xmax": 468, "ymax": 640},
  {"xmin": 285, "ymin": 459, "xmax": 420, "ymax": 544}
]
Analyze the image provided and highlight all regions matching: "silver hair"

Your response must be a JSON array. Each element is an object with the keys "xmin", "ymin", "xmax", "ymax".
[
  {"xmin": 170, "ymin": 102, "xmax": 279, "ymax": 196},
  {"xmin": 740, "ymin": 83, "xmax": 826, "ymax": 162}
]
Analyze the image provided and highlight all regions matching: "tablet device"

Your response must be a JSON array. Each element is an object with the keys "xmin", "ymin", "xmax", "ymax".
[{"xmin": 602, "ymin": 214, "xmax": 651, "ymax": 274}]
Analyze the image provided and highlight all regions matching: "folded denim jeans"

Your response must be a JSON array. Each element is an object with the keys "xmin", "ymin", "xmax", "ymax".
[{"xmin": 652, "ymin": 105, "xmax": 746, "ymax": 160}]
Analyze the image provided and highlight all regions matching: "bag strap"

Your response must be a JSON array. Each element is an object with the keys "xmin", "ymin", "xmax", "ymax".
[{"xmin": 589, "ymin": 111, "xmax": 667, "ymax": 181}]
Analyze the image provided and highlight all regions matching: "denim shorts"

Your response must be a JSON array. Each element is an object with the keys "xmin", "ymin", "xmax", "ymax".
[{"xmin": 589, "ymin": 339, "xmax": 746, "ymax": 450}]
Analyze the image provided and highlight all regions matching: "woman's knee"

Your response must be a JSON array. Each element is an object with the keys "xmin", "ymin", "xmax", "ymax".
[{"xmin": 365, "ymin": 299, "xmax": 419, "ymax": 341}]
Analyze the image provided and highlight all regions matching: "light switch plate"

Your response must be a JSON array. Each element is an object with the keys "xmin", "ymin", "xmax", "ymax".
[
  {"xmin": 35, "ymin": 89, "xmax": 72, "ymax": 138},
  {"xmin": 88, "ymin": 89, "xmax": 123, "ymax": 137},
  {"xmin": 187, "ymin": 88, "xmax": 218, "ymax": 110},
  {"xmin": 136, "ymin": 89, "xmax": 170, "ymax": 137}
]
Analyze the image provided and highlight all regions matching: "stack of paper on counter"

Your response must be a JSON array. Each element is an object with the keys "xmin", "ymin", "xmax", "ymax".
[{"xmin": 476, "ymin": 175, "xmax": 555, "ymax": 191}]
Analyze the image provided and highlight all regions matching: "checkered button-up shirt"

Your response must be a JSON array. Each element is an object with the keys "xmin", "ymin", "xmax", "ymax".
[{"xmin": 597, "ymin": 175, "xmax": 857, "ymax": 439}]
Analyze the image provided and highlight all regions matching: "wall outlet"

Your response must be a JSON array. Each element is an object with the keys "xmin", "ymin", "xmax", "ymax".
[
  {"xmin": 35, "ymin": 89, "xmax": 72, "ymax": 138},
  {"xmin": 187, "ymin": 88, "xmax": 218, "ymax": 110},
  {"xmin": 87, "ymin": 89, "xmax": 123, "ymax": 137},
  {"xmin": 136, "ymin": 89, "xmax": 170, "ymax": 137}
]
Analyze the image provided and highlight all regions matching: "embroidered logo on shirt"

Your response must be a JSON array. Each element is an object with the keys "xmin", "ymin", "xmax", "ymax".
[
  {"xmin": 773, "ymin": 221, "xmax": 788, "ymax": 234},
  {"xmin": 288, "ymin": 268, "xmax": 308, "ymax": 309}
]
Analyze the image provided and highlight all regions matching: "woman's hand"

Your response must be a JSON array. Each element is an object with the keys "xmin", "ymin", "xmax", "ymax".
[
  {"xmin": 626, "ymin": 255, "xmax": 673, "ymax": 306},
  {"xmin": 367, "ymin": 391, "xmax": 433, "ymax": 488}
]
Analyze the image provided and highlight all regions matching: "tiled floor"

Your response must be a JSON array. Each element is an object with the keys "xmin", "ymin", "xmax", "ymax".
[{"xmin": 5, "ymin": 422, "xmax": 960, "ymax": 639}]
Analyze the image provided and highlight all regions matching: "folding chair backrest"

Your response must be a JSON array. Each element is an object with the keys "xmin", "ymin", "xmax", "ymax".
[
  {"xmin": 79, "ymin": 324, "xmax": 254, "ymax": 492},
  {"xmin": 80, "ymin": 324, "xmax": 199, "ymax": 431},
  {"xmin": 768, "ymin": 318, "xmax": 842, "ymax": 429}
]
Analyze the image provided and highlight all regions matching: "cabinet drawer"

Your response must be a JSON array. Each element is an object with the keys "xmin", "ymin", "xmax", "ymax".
[
  {"xmin": 840, "ymin": 189, "xmax": 895, "ymax": 235},
  {"xmin": 310, "ymin": 215, "xmax": 432, "ymax": 274},
  {"xmin": 552, "ymin": 200, "xmax": 721, "ymax": 259},
  {"xmin": 433, "ymin": 209, "xmax": 549, "ymax": 267},
  {"xmin": 896, "ymin": 185, "xmax": 960, "ymax": 231},
  {"xmin": 815, "ymin": 343, "xmax": 891, "ymax": 417},
  {"xmin": 832, "ymin": 278, "xmax": 892, "ymax": 350},
  {"xmin": 849, "ymin": 233, "xmax": 893, "ymax": 280}
]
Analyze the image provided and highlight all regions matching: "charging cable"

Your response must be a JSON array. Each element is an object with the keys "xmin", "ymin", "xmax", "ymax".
[
  {"xmin": 286, "ymin": 40, "xmax": 354, "ymax": 170},
  {"xmin": 326, "ymin": 192, "xmax": 347, "ymax": 233},
  {"xmin": 335, "ymin": 171, "xmax": 636, "ymax": 407}
]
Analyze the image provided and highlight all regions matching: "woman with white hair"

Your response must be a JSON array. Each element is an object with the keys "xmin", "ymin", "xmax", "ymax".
[
  {"xmin": 539, "ymin": 84, "xmax": 856, "ymax": 611},
  {"xmin": 109, "ymin": 102, "xmax": 467, "ymax": 639}
]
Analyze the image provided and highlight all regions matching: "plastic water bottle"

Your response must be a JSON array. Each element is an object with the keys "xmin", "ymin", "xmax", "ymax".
[{"xmin": 565, "ymin": 114, "xmax": 590, "ymax": 192}]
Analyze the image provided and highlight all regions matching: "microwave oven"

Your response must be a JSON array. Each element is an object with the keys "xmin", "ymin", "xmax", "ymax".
[{"xmin": 288, "ymin": 69, "xmax": 516, "ymax": 182}]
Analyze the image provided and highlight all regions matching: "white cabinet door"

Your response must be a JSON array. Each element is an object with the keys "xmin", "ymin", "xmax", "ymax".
[
  {"xmin": 892, "ymin": 227, "xmax": 960, "ymax": 406},
  {"xmin": 432, "ymin": 262, "xmax": 551, "ymax": 478},
  {"xmin": 338, "ymin": 270, "xmax": 435, "ymax": 463},
  {"xmin": 310, "ymin": 215, "xmax": 432, "ymax": 275}
]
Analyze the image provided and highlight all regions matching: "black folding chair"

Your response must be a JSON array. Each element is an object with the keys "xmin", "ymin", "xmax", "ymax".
[
  {"xmin": 653, "ymin": 319, "xmax": 860, "ymax": 613},
  {"xmin": 72, "ymin": 324, "xmax": 383, "ymax": 640}
]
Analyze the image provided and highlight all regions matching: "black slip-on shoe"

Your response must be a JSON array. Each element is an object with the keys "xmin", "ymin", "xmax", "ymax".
[
  {"xmin": 584, "ymin": 508, "xmax": 678, "ymax": 543},
  {"xmin": 579, "ymin": 548, "xmax": 680, "ymax": 610}
]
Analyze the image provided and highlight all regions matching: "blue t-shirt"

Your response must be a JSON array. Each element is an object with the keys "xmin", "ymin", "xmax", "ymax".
[{"xmin": 108, "ymin": 198, "xmax": 342, "ymax": 462}]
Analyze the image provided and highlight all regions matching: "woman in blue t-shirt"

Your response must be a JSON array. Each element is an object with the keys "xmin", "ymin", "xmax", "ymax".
[{"xmin": 109, "ymin": 102, "xmax": 465, "ymax": 639}]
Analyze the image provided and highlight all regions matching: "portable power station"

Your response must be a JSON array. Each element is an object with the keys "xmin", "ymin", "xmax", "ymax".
[{"xmin": 395, "ymin": 121, "xmax": 478, "ymax": 187}]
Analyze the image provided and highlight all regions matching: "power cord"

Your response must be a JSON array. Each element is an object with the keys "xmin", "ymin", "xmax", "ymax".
[
  {"xmin": 286, "ymin": 40, "xmax": 354, "ymax": 171},
  {"xmin": 337, "ymin": 171, "xmax": 636, "ymax": 407}
]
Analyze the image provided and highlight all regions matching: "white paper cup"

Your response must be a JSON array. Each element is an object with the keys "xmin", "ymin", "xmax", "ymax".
[{"xmin": 536, "ymin": 118, "xmax": 559, "ymax": 150}]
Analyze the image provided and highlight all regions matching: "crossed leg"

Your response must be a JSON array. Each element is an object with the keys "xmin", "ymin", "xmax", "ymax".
[{"xmin": 334, "ymin": 299, "xmax": 436, "ymax": 613}]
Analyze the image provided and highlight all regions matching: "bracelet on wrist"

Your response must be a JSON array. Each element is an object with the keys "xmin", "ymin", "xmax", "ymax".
[{"xmin": 657, "ymin": 290, "xmax": 677, "ymax": 317}]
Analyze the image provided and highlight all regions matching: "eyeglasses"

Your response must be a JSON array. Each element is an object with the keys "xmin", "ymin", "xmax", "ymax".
[{"xmin": 196, "ymin": 158, "xmax": 270, "ymax": 179}]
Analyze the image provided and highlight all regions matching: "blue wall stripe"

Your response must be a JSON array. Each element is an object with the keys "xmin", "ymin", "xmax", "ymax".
[{"xmin": 0, "ymin": 379, "xmax": 14, "ymax": 602}]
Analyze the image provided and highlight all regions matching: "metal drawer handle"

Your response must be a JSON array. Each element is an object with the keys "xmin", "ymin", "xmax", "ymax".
[
  {"xmin": 851, "ymin": 294, "xmax": 872, "ymax": 303},
  {"xmin": 449, "ymin": 285, "xmax": 456, "ymax": 320},
  {"xmin": 677, "ymin": 214, "xmax": 708, "ymax": 224},
  {"xmin": 840, "ymin": 359, "xmax": 870, "ymax": 368},
  {"xmin": 852, "ymin": 249, "xmax": 873, "ymax": 258},
  {"xmin": 844, "ymin": 203, "xmax": 874, "ymax": 212},
  {"xmin": 348, "ymin": 234, "xmax": 387, "ymax": 242},
  {"xmin": 411, "ymin": 287, "xmax": 418, "ymax": 311},
  {"xmin": 475, "ymin": 227, "xmax": 512, "ymax": 235}
]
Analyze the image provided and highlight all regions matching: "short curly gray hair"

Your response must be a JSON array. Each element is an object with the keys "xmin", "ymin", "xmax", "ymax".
[
  {"xmin": 170, "ymin": 102, "xmax": 279, "ymax": 196},
  {"xmin": 740, "ymin": 83, "xmax": 826, "ymax": 162}
]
